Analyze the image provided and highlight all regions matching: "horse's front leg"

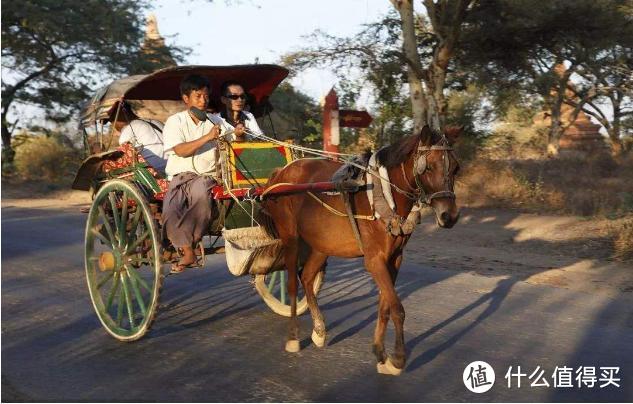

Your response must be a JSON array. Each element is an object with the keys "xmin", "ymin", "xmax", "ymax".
[
  {"xmin": 366, "ymin": 254, "xmax": 406, "ymax": 376},
  {"xmin": 372, "ymin": 252, "xmax": 402, "ymax": 364},
  {"xmin": 284, "ymin": 238, "xmax": 301, "ymax": 353}
]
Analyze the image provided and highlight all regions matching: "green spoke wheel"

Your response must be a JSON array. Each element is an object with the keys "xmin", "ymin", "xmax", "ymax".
[
  {"xmin": 85, "ymin": 180, "xmax": 163, "ymax": 341},
  {"xmin": 254, "ymin": 270, "xmax": 324, "ymax": 317}
]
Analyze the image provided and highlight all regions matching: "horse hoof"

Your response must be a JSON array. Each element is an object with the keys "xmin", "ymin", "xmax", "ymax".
[
  {"xmin": 285, "ymin": 339, "xmax": 300, "ymax": 353},
  {"xmin": 376, "ymin": 358, "xmax": 403, "ymax": 376},
  {"xmin": 311, "ymin": 330, "xmax": 326, "ymax": 348}
]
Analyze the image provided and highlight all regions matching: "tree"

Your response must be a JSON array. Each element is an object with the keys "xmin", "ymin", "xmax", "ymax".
[
  {"xmin": 390, "ymin": 0, "xmax": 475, "ymax": 132},
  {"xmin": 283, "ymin": 1, "xmax": 475, "ymax": 136},
  {"xmin": 458, "ymin": 0, "xmax": 633, "ymax": 155},
  {"xmin": 282, "ymin": 12, "xmax": 414, "ymax": 146},
  {"xmin": 259, "ymin": 82, "xmax": 322, "ymax": 146},
  {"xmin": 563, "ymin": 45, "xmax": 633, "ymax": 155},
  {"xmin": 1, "ymin": 0, "xmax": 187, "ymax": 167}
]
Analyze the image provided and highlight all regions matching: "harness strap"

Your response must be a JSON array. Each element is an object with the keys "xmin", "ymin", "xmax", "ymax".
[
  {"xmin": 341, "ymin": 191, "xmax": 364, "ymax": 253},
  {"xmin": 306, "ymin": 192, "xmax": 375, "ymax": 220}
]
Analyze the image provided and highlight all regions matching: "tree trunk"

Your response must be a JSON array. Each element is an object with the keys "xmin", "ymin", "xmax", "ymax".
[
  {"xmin": 547, "ymin": 93, "xmax": 563, "ymax": 156},
  {"xmin": 426, "ymin": 50, "xmax": 450, "ymax": 131},
  {"xmin": 609, "ymin": 94, "xmax": 624, "ymax": 156},
  {"xmin": 547, "ymin": 65, "xmax": 574, "ymax": 157},
  {"xmin": 1, "ymin": 108, "xmax": 16, "ymax": 171},
  {"xmin": 390, "ymin": 0, "xmax": 428, "ymax": 134}
]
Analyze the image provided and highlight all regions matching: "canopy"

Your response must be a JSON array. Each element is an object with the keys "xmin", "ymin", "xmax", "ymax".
[{"xmin": 79, "ymin": 64, "xmax": 289, "ymax": 126}]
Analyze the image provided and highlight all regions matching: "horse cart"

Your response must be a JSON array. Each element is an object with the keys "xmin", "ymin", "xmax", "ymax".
[{"xmin": 73, "ymin": 65, "xmax": 333, "ymax": 341}]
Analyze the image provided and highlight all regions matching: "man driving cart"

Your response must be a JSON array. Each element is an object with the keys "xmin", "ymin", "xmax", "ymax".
[{"xmin": 162, "ymin": 74, "xmax": 255, "ymax": 273}]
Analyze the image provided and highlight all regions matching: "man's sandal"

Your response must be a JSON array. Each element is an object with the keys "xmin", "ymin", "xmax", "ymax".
[{"xmin": 170, "ymin": 263, "xmax": 189, "ymax": 274}]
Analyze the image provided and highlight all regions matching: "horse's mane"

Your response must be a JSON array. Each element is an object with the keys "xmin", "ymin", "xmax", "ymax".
[{"xmin": 376, "ymin": 129, "xmax": 443, "ymax": 169}]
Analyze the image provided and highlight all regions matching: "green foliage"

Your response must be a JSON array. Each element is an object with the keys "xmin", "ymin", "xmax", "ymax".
[
  {"xmin": 282, "ymin": 10, "xmax": 414, "ymax": 147},
  {"xmin": 1, "ymin": 0, "xmax": 188, "ymax": 153},
  {"xmin": 259, "ymin": 83, "xmax": 322, "ymax": 146}
]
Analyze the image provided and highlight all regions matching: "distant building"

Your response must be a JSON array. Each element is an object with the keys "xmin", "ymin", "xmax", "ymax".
[
  {"xmin": 538, "ymin": 64, "xmax": 609, "ymax": 158},
  {"xmin": 133, "ymin": 14, "xmax": 176, "ymax": 74}
]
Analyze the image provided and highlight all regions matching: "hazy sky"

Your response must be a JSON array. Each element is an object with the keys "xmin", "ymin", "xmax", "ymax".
[{"xmin": 152, "ymin": 0, "xmax": 393, "ymax": 102}]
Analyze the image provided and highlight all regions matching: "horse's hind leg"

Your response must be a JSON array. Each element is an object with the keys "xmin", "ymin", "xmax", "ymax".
[
  {"xmin": 300, "ymin": 250, "xmax": 328, "ymax": 348},
  {"xmin": 284, "ymin": 237, "xmax": 301, "ymax": 353}
]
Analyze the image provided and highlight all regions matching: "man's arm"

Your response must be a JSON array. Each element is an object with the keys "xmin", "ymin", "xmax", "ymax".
[{"xmin": 172, "ymin": 126, "xmax": 219, "ymax": 157}]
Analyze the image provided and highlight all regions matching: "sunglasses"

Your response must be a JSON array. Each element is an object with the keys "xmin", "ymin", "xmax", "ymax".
[{"xmin": 225, "ymin": 94, "xmax": 246, "ymax": 100}]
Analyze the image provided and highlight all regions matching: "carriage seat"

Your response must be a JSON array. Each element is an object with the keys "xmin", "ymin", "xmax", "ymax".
[{"xmin": 101, "ymin": 142, "xmax": 170, "ymax": 196}]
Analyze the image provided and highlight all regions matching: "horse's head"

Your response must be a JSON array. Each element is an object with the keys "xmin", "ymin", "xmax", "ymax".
[{"xmin": 412, "ymin": 125, "xmax": 461, "ymax": 228}]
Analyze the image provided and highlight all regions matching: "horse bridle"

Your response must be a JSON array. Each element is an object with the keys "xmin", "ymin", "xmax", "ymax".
[{"xmin": 400, "ymin": 136, "xmax": 457, "ymax": 205}]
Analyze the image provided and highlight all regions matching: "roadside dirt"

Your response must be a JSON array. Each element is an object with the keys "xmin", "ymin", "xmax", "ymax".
[
  {"xmin": 2, "ymin": 182, "xmax": 630, "ymax": 297},
  {"xmin": 410, "ymin": 207, "xmax": 632, "ymax": 298}
]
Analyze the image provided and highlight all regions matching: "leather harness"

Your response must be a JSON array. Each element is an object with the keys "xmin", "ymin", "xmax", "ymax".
[{"xmin": 339, "ymin": 136, "xmax": 457, "ymax": 251}]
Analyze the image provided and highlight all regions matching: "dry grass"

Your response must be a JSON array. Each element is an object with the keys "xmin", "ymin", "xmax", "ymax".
[
  {"xmin": 456, "ymin": 154, "xmax": 633, "ymax": 260},
  {"xmin": 457, "ymin": 155, "xmax": 633, "ymax": 217},
  {"xmin": 614, "ymin": 218, "xmax": 633, "ymax": 260}
]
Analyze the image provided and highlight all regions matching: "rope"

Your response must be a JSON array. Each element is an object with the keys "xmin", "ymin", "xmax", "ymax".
[
  {"xmin": 222, "ymin": 177, "xmax": 261, "ymax": 227},
  {"xmin": 245, "ymin": 128, "xmax": 419, "ymax": 201},
  {"xmin": 306, "ymin": 192, "xmax": 375, "ymax": 220}
]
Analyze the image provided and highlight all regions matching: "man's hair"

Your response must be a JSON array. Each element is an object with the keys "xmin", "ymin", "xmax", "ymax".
[
  {"xmin": 220, "ymin": 80, "xmax": 245, "ymax": 97},
  {"xmin": 180, "ymin": 74, "xmax": 211, "ymax": 96}
]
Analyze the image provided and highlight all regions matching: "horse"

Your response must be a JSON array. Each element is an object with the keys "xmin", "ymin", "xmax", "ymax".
[{"xmin": 261, "ymin": 125, "xmax": 461, "ymax": 375}]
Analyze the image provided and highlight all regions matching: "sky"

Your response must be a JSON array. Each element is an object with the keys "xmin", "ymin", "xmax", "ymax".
[{"xmin": 152, "ymin": 0, "xmax": 393, "ymax": 102}]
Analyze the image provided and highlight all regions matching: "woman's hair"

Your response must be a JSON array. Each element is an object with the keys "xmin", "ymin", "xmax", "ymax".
[{"xmin": 220, "ymin": 80, "xmax": 244, "ymax": 97}]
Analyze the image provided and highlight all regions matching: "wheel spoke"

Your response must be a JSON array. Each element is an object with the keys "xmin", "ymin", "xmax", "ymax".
[
  {"xmin": 119, "ymin": 193, "xmax": 128, "ymax": 246},
  {"xmin": 126, "ymin": 269, "xmax": 147, "ymax": 316},
  {"xmin": 97, "ymin": 206, "xmax": 116, "ymax": 246},
  {"xmin": 90, "ymin": 227, "xmax": 114, "ymax": 247},
  {"xmin": 116, "ymin": 280, "xmax": 125, "ymax": 325},
  {"xmin": 127, "ymin": 208, "xmax": 142, "ymax": 246},
  {"xmin": 108, "ymin": 192, "xmax": 121, "ymax": 246},
  {"xmin": 267, "ymin": 271, "xmax": 278, "ymax": 292},
  {"xmin": 127, "ymin": 266, "xmax": 152, "ymax": 293},
  {"xmin": 97, "ymin": 271, "xmax": 114, "ymax": 289},
  {"xmin": 120, "ymin": 274, "xmax": 136, "ymax": 328},
  {"xmin": 106, "ymin": 273, "xmax": 121, "ymax": 311},
  {"xmin": 126, "ymin": 229, "xmax": 150, "ymax": 254},
  {"xmin": 279, "ymin": 270, "xmax": 286, "ymax": 305}
]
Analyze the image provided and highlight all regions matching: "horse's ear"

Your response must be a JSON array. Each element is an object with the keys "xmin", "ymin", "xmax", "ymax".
[
  {"xmin": 419, "ymin": 125, "xmax": 433, "ymax": 145},
  {"xmin": 444, "ymin": 125, "xmax": 463, "ymax": 144}
]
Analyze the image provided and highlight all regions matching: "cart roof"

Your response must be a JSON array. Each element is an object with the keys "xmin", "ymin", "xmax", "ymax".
[{"xmin": 79, "ymin": 64, "xmax": 289, "ymax": 126}]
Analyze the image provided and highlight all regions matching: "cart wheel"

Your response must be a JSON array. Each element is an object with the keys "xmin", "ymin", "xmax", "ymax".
[
  {"xmin": 254, "ymin": 270, "xmax": 324, "ymax": 317},
  {"xmin": 85, "ymin": 179, "xmax": 163, "ymax": 341}
]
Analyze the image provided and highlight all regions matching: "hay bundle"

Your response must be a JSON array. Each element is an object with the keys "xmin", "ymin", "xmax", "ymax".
[{"xmin": 222, "ymin": 226, "xmax": 285, "ymax": 276}]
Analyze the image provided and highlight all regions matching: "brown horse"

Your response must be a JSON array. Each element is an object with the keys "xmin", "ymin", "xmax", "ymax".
[{"xmin": 261, "ymin": 125, "xmax": 461, "ymax": 375}]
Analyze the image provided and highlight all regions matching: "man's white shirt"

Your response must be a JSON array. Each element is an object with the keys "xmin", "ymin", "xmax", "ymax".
[
  {"xmin": 163, "ymin": 110, "xmax": 262, "ymax": 180},
  {"xmin": 119, "ymin": 119, "xmax": 166, "ymax": 175}
]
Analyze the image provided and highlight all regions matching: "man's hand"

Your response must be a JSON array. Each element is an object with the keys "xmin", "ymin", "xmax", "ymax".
[
  {"xmin": 205, "ymin": 125, "xmax": 220, "ymax": 141},
  {"xmin": 173, "ymin": 125, "xmax": 221, "ymax": 157}
]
